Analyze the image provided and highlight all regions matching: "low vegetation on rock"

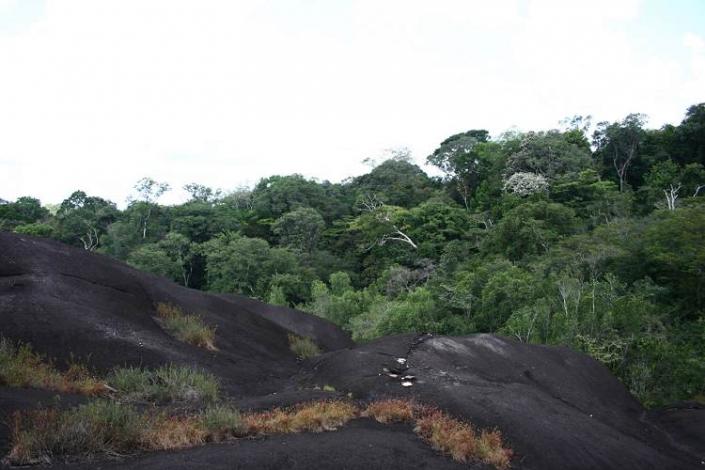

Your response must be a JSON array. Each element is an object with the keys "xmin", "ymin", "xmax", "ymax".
[
  {"xmin": 6, "ymin": 400, "xmax": 244, "ymax": 465},
  {"xmin": 0, "ymin": 337, "xmax": 107, "ymax": 396},
  {"xmin": 5, "ymin": 395, "xmax": 513, "ymax": 469},
  {"xmin": 288, "ymin": 333, "xmax": 321, "ymax": 359},
  {"xmin": 155, "ymin": 302, "xmax": 216, "ymax": 350},
  {"xmin": 0, "ymin": 337, "xmax": 219, "ymax": 405},
  {"xmin": 107, "ymin": 364, "xmax": 219, "ymax": 403},
  {"xmin": 364, "ymin": 399, "xmax": 512, "ymax": 469}
]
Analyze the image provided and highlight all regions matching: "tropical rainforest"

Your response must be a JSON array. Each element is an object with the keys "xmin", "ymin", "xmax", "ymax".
[{"xmin": 2, "ymin": 104, "xmax": 704, "ymax": 407}]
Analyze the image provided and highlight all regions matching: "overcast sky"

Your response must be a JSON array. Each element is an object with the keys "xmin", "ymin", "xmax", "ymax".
[{"xmin": 1, "ymin": 0, "xmax": 703, "ymax": 206}]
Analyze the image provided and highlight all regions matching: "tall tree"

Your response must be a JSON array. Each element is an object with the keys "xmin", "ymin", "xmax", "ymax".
[
  {"xmin": 129, "ymin": 177, "xmax": 170, "ymax": 239},
  {"xmin": 593, "ymin": 114, "xmax": 648, "ymax": 192},
  {"xmin": 427, "ymin": 130, "xmax": 490, "ymax": 210}
]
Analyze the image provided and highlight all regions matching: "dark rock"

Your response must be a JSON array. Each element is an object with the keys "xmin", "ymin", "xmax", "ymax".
[{"xmin": 1, "ymin": 233, "xmax": 702, "ymax": 469}]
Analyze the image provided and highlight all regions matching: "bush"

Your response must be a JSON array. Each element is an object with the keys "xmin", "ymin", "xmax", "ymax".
[
  {"xmin": 155, "ymin": 303, "xmax": 216, "ymax": 350},
  {"xmin": 288, "ymin": 334, "xmax": 321, "ymax": 359}
]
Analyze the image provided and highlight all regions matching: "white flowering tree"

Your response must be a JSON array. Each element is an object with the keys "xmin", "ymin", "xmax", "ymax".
[{"xmin": 503, "ymin": 172, "xmax": 549, "ymax": 196}]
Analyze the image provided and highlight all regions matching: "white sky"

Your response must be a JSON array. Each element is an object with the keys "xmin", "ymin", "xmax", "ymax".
[{"xmin": 0, "ymin": 0, "xmax": 704, "ymax": 206}]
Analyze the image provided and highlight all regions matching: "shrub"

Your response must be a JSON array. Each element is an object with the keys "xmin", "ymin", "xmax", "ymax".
[
  {"xmin": 0, "ymin": 337, "xmax": 106, "ymax": 396},
  {"xmin": 288, "ymin": 334, "xmax": 321, "ymax": 359},
  {"xmin": 155, "ymin": 303, "xmax": 216, "ymax": 350},
  {"xmin": 107, "ymin": 365, "xmax": 219, "ymax": 404}
]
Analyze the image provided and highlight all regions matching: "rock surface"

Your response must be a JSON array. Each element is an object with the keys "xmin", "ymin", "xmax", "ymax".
[{"xmin": 1, "ymin": 232, "xmax": 703, "ymax": 469}]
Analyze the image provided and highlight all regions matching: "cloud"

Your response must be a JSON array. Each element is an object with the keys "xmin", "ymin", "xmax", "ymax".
[{"xmin": 0, "ymin": 0, "xmax": 702, "ymax": 205}]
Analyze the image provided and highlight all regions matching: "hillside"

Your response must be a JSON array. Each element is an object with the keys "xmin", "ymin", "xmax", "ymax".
[{"xmin": 1, "ymin": 232, "xmax": 703, "ymax": 469}]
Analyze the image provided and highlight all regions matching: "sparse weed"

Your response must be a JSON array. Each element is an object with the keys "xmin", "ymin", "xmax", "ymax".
[
  {"xmin": 155, "ymin": 303, "xmax": 217, "ymax": 350},
  {"xmin": 288, "ymin": 333, "xmax": 321, "ymax": 359}
]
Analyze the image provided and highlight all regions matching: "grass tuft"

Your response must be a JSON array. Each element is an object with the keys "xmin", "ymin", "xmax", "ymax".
[
  {"xmin": 244, "ymin": 400, "xmax": 358, "ymax": 435},
  {"xmin": 363, "ymin": 398, "xmax": 416, "ymax": 424},
  {"xmin": 139, "ymin": 414, "xmax": 206, "ymax": 451},
  {"xmin": 6, "ymin": 402, "xmax": 244, "ymax": 465},
  {"xmin": 7, "ymin": 401, "xmax": 143, "ymax": 465},
  {"xmin": 0, "ymin": 337, "xmax": 107, "ymax": 396},
  {"xmin": 200, "ymin": 405, "xmax": 243, "ymax": 441},
  {"xmin": 155, "ymin": 303, "xmax": 217, "ymax": 350},
  {"xmin": 107, "ymin": 364, "xmax": 219, "ymax": 404},
  {"xmin": 414, "ymin": 408, "xmax": 512, "ymax": 469},
  {"xmin": 287, "ymin": 334, "xmax": 321, "ymax": 359}
]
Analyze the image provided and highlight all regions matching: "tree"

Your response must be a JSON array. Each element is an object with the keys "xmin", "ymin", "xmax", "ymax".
[
  {"xmin": 351, "ymin": 158, "xmax": 435, "ymax": 208},
  {"xmin": 56, "ymin": 191, "xmax": 118, "ymax": 250},
  {"xmin": 675, "ymin": 103, "xmax": 705, "ymax": 166},
  {"xmin": 252, "ymin": 174, "xmax": 327, "ymax": 220},
  {"xmin": 427, "ymin": 130, "xmax": 491, "ymax": 210},
  {"xmin": 353, "ymin": 195, "xmax": 417, "ymax": 250},
  {"xmin": 503, "ymin": 172, "xmax": 549, "ymax": 196},
  {"xmin": 127, "ymin": 244, "xmax": 181, "ymax": 280},
  {"xmin": 129, "ymin": 177, "xmax": 170, "ymax": 239},
  {"xmin": 505, "ymin": 130, "xmax": 593, "ymax": 179},
  {"xmin": 183, "ymin": 183, "xmax": 221, "ymax": 203},
  {"xmin": 643, "ymin": 160, "xmax": 705, "ymax": 210},
  {"xmin": 0, "ymin": 196, "xmax": 49, "ymax": 229},
  {"xmin": 272, "ymin": 207, "xmax": 325, "ymax": 253},
  {"xmin": 201, "ymin": 234, "xmax": 299, "ymax": 297},
  {"xmin": 593, "ymin": 114, "xmax": 648, "ymax": 192}
]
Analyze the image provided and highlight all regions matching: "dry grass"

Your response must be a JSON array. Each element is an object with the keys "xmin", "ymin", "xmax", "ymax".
[
  {"xmin": 155, "ymin": 303, "xmax": 217, "ymax": 350},
  {"xmin": 362, "ymin": 398, "xmax": 416, "ymax": 424},
  {"xmin": 287, "ymin": 333, "xmax": 321, "ymax": 359},
  {"xmin": 6, "ymin": 402, "xmax": 244, "ymax": 465},
  {"xmin": 414, "ymin": 408, "xmax": 512, "ymax": 469},
  {"xmin": 7, "ymin": 401, "xmax": 144, "ymax": 465},
  {"xmin": 140, "ymin": 414, "xmax": 207, "ymax": 451},
  {"xmin": 0, "ymin": 337, "xmax": 108, "ymax": 396},
  {"xmin": 6, "ymin": 395, "xmax": 512, "ymax": 469},
  {"xmin": 244, "ymin": 400, "xmax": 358, "ymax": 435}
]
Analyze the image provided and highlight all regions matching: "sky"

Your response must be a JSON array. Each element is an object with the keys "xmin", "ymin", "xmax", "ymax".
[{"xmin": 0, "ymin": 0, "xmax": 703, "ymax": 206}]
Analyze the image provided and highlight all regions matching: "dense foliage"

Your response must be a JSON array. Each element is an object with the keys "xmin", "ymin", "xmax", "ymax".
[{"xmin": 3, "ymin": 104, "xmax": 705, "ymax": 407}]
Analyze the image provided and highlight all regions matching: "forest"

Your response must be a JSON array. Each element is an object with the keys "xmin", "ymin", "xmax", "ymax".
[{"xmin": 2, "ymin": 104, "xmax": 704, "ymax": 407}]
